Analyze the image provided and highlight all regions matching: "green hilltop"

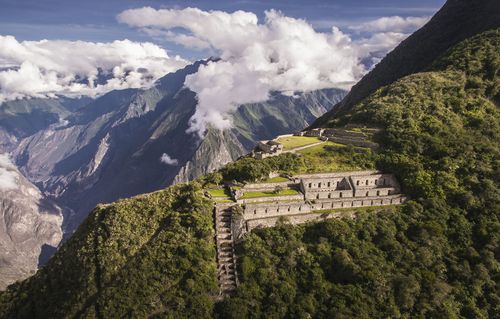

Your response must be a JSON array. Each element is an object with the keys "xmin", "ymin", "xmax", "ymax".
[
  {"xmin": 219, "ymin": 28, "xmax": 499, "ymax": 319},
  {"xmin": 1, "ymin": 10, "xmax": 499, "ymax": 319}
]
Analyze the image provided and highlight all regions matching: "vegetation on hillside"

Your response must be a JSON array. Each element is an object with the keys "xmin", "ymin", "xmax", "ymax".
[
  {"xmin": 216, "ymin": 145, "xmax": 375, "ymax": 184},
  {"xmin": 0, "ymin": 183, "xmax": 217, "ymax": 318},
  {"xmin": 218, "ymin": 29, "xmax": 499, "ymax": 318},
  {"xmin": 240, "ymin": 189, "xmax": 300, "ymax": 199}
]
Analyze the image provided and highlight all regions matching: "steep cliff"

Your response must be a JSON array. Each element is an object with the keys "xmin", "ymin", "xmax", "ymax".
[
  {"xmin": 0, "ymin": 154, "xmax": 62, "ymax": 290},
  {"xmin": 0, "ymin": 97, "xmax": 90, "ymax": 151}
]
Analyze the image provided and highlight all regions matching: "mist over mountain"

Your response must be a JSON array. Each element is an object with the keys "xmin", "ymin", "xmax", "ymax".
[
  {"xmin": 1, "ymin": 0, "xmax": 499, "ymax": 317},
  {"xmin": 10, "ymin": 60, "xmax": 344, "ymax": 232}
]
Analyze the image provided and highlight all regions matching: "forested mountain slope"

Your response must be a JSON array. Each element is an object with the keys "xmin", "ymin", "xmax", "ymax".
[{"xmin": 219, "ymin": 28, "xmax": 499, "ymax": 319}]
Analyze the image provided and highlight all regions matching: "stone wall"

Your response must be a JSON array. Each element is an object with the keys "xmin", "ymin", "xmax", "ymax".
[
  {"xmin": 242, "ymin": 181, "xmax": 294, "ymax": 192},
  {"xmin": 244, "ymin": 201, "xmax": 311, "ymax": 219},
  {"xmin": 228, "ymin": 170, "xmax": 406, "ymax": 238},
  {"xmin": 353, "ymin": 187, "xmax": 397, "ymax": 197},
  {"xmin": 350, "ymin": 174, "xmax": 398, "ymax": 189},
  {"xmin": 304, "ymin": 189, "xmax": 354, "ymax": 200},
  {"xmin": 293, "ymin": 170, "xmax": 381, "ymax": 180},
  {"xmin": 243, "ymin": 195, "xmax": 406, "ymax": 220},
  {"xmin": 322, "ymin": 128, "xmax": 365, "ymax": 138},
  {"xmin": 326, "ymin": 136, "xmax": 378, "ymax": 149},
  {"xmin": 236, "ymin": 194, "xmax": 304, "ymax": 204}
]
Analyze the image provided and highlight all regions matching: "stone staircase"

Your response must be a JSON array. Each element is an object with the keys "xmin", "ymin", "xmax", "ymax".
[{"xmin": 214, "ymin": 204, "xmax": 238, "ymax": 297}]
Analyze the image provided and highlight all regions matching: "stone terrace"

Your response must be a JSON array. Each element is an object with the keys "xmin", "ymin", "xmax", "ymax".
[{"xmin": 211, "ymin": 170, "xmax": 407, "ymax": 296}]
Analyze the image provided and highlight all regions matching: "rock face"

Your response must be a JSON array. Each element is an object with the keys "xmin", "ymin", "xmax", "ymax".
[
  {"xmin": 0, "ymin": 97, "xmax": 91, "ymax": 152},
  {"xmin": 0, "ymin": 154, "xmax": 62, "ymax": 290},
  {"xmin": 12, "ymin": 61, "xmax": 346, "ymax": 232}
]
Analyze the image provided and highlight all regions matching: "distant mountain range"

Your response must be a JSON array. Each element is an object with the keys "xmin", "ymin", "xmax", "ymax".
[
  {"xmin": 0, "ymin": 60, "xmax": 345, "ymax": 288},
  {"xmin": 0, "ymin": 0, "xmax": 499, "ymax": 317}
]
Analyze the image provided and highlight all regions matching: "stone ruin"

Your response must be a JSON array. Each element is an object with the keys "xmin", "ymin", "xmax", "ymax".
[
  {"xmin": 296, "ymin": 127, "xmax": 380, "ymax": 149},
  {"xmin": 212, "ymin": 170, "xmax": 406, "ymax": 297},
  {"xmin": 252, "ymin": 140, "xmax": 284, "ymax": 159},
  {"xmin": 238, "ymin": 171, "xmax": 405, "ymax": 233},
  {"xmin": 251, "ymin": 126, "xmax": 380, "ymax": 162}
]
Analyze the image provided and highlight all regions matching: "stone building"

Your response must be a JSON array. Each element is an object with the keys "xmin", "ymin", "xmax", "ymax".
[
  {"xmin": 298, "ymin": 171, "xmax": 400, "ymax": 200},
  {"xmin": 303, "ymin": 128, "xmax": 324, "ymax": 137},
  {"xmin": 253, "ymin": 140, "xmax": 283, "ymax": 159},
  {"xmin": 212, "ymin": 170, "xmax": 407, "ymax": 296},
  {"xmin": 233, "ymin": 171, "xmax": 405, "ymax": 232},
  {"xmin": 299, "ymin": 175, "xmax": 353, "ymax": 200},
  {"xmin": 350, "ymin": 173, "xmax": 399, "ymax": 197}
]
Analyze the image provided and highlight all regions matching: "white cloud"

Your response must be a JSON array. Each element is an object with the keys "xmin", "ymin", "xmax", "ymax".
[
  {"xmin": 117, "ymin": 8, "xmax": 430, "ymax": 136},
  {"xmin": 118, "ymin": 8, "xmax": 428, "ymax": 136},
  {"xmin": 118, "ymin": 7, "xmax": 366, "ymax": 136},
  {"xmin": 0, "ymin": 153, "xmax": 18, "ymax": 191},
  {"xmin": 0, "ymin": 36, "xmax": 189, "ymax": 103},
  {"xmin": 349, "ymin": 16, "xmax": 430, "ymax": 33},
  {"xmin": 160, "ymin": 153, "xmax": 179, "ymax": 165},
  {"xmin": 355, "ymin": 31, "xmax": 410, "ymax": 68}
]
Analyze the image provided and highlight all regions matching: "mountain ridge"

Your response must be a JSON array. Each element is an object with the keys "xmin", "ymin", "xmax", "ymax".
[{"xmin": 312, "ymin": 0, "xmax": 500, "ymax": 127}]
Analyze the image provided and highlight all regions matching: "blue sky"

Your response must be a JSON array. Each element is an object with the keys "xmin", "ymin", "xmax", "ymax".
[
  {"xmin": 0, "ymin": 0, "xmax": 445, "ymax": 59},
  {"xmin": 0, "ymin": 0, "xmax": 447, "ymax": 122}
]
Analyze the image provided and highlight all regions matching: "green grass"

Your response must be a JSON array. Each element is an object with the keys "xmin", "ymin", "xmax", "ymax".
[
  {"xmin": 297, "ymin": 141, "xmax": 347, "ymax": 155},
  {"xmin": 207, "ymin": 188, "xmax": 230, "ymax": 197},
  {"xmin": 276, "ymin": 136, "xmax": 320, "ymax": 150},
  {"xmin": 241, "ymin": 189, "xmax": 300, "ymax": 199},
  {"xmin": 294, "ymin": 142, "xmax": 374, "ymax": 173},
  {"xmin": 214, "ymin": 199, "xmax": 235, "ymax": 203},
  {"xmin": 258, "ymin": 176, "xmax": 289, "ymax": 183}
]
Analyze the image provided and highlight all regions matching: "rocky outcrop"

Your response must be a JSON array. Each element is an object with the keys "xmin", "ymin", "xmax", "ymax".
[
  {"xmin": 173, "ymin": 128, "xmax": 246, "ymax": 184},
  {"xmin": 0, "ymin": 154, "xmax": 62, "ymax": 290}
]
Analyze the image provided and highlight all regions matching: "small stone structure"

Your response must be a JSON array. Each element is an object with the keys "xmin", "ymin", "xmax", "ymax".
[
  {"xmin": 211, "ymin": 170, "xmax": 406, "ymax": 297},
  {"xmin": 252, "ymin": 140, "xmax": 283, "ymax": 159},
  {"xmin": 298, "ymin": 128, "xmax": 379, "ymax": 149}
]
